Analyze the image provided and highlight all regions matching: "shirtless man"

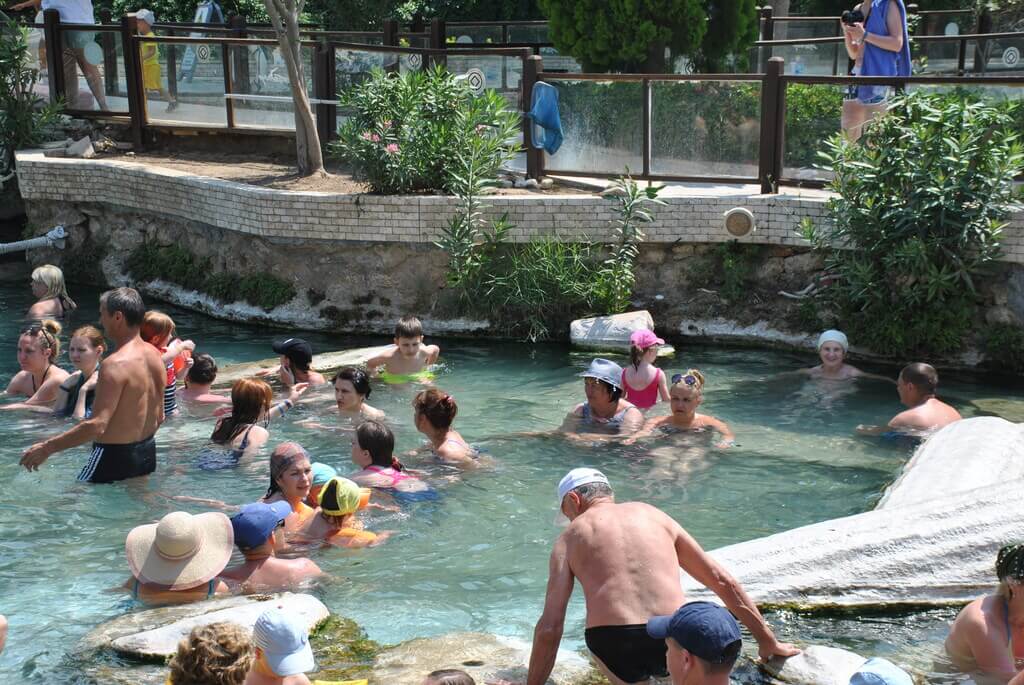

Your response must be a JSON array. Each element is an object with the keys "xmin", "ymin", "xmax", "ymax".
[
  {"xmin": 20, "ymin": 288, "xmax": 166, "ymax": 483},
  {"xmin": 525, "ymin": 469, "xmax": 798, "ymax": 685},
  {"xmin": 888, "ymin": 363, "xmax": 961, "ymax": 432},
  {"xmin": 222, "ymin": 502, "xmax": 323, "ymax": 591}
]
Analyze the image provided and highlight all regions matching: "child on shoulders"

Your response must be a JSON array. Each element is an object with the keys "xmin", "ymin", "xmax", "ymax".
[
  {"xmin": 621, "ymin": 329, "xmax": 670, "ymax": 410},
  {"xmin": 367, "ymin": 316, "xmax": 440, "ymax": 380},
  {"xmin": 141, "ymin": 310, "xmax": 194, "ymax": 417}
]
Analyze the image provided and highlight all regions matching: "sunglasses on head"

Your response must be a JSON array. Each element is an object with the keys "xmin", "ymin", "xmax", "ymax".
[
  {"xmin": 23, "ymin": 324, "xmax": 55, "ymax": 348},
  {"xmin": 671, "ymin": 373, "xmax": 698, "ymax": 386}
]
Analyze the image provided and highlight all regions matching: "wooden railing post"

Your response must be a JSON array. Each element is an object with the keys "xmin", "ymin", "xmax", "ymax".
[
  {"xmin": 119, "ymin": 13, "xmax": 145, "ymax": 148},
  {"xmin": 42, "ymin": 9, "xmax": 65, "ymax": 106},
  {"xmin": 758, "ymin": 56, "xmax": 785, "ymax": 194},
  {"xmin": 383, "ymin": 18, "xmax": 399, "ymax": 74},
  {"xmin": 229, "ymin": 14, "xmax": 248, "ymax": 93},
  {"xmin": 758, "ymin": 6, "xmax": 774, "ymax": 73},
  {"xmin": 429, "ymin": 18, "xmax": 446, "ymax": 69},
  {"xmin": 314, "ymin": 40, "xmax": 335, "ymax": 143},
  {"xmin": 99, "ymin": 9, "xmax": 118, "ymax": 95},
  {"xmin": 522, "ymin": 53, "xmax": 543, "ymax": 180}
]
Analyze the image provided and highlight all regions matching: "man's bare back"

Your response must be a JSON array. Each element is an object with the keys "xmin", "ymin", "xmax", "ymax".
[
  {"xmin": 890, "ymin": 397, "xmax": 961, "ymax": 432},
  {"xmin": 97, "ymin": 336, "xmax": 164, "ymax": 443},
  {"xmin": 565, "ymin": 501, "xmax": 686, "ymax": 626}
]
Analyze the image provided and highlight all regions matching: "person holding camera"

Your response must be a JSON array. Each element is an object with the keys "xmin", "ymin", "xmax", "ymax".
[{"xmin": 841, "ymin": 0, "xmax": 911, "ymax": 141}]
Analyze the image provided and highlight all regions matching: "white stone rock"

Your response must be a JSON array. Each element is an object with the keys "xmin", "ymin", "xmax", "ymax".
[
  {"xmin": 539, "ymin": 177, "xmax": 554, "ymax": 189},
  {"xmin": 216, "ymin": 344, "xmax": 395, "ymax": 384},
  {"xmin": 108, "ymin": 593, "xmax": 328, "ymax": 660},
  {"xmin": 878, "ymin": 417, "xmax": 1024, "ymax": 510},
  {"xmin": 679, "ymin": 317, "xmax": 815, "ymax": 349},
  {"xmin": 570, "ymin": 310, "xmax": 670, "ymax": 353},
  {"xmin": 680, "ymin": 478, "xmax": 1024, "ymax": 608},
  {"xmin": 66, "ymin": 136, "xmax": 95, "ymax": 159},
  {"xmin": 761, "ymin": 645, "xmax": 867, "ymax": 685},
  {"xmin": 372, "ymin": 631, "xmax": 594, "ymax": 685}
]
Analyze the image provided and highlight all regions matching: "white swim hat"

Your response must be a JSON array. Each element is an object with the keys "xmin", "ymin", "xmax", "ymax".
[
  {"xmin": 557, "ymin": 467, "xmax": 610, "ymax": 505},
  {"xmin": 817, "ymin": 329, "xmax": 849, "ymax": 352}
]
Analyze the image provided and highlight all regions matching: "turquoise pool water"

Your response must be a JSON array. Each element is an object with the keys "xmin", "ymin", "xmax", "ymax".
[{"xmin": 0, "ymin": 283, "xmax": 1016, "ymax": 683}]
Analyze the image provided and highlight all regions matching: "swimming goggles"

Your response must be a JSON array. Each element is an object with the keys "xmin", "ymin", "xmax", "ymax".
[{"xmin": 671, "ymin": 373, "xmax": 699, "ymax": 386}]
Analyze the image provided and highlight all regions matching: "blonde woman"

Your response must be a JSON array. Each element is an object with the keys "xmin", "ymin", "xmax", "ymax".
[
  {"xmin": 2, "ymin": 320, "xmax": 69, "ymax": 408},
  {"xmin": 27, "ymin": 265, "xmax": 76, "ymax": 320},
  {"xmin": 630, "ymin": 370, "xmax": 735, "ymax": 448}
]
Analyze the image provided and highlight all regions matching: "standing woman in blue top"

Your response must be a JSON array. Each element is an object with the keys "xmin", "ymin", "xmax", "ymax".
[{"xmin": 841, "ymin": 0, "xmax": 911, "ymax": 141}]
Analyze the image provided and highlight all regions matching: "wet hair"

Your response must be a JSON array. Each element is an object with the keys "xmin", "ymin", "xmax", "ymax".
[
  {"xmin": 413, "ymin": 388, "xmax": 457, "ymax": 430},
  {"xmin": 997, "ymin": 543, "xmax": 1024, "ymax": 583},
  {"xmin": 20, "ymin": 319, "xmax": 62, "ymax": 362},
  {"xmin": 629, "ymin": 344, "xmax": 652, "ymax": 371},
  {"xmin": 211, "ymin": 378, "xmax": 272, "ymax": 444},
  {"xmin": 31, "ymin": 264, "xmax": 77, "ymax": 313},
  {"xmin": 100, "ymin": 287, "xmax": 145, "ymax": 327},
  {"xmin": 265, "ymin": 442, "xmax": 311, "ymax": 498},
  {"xmin": 71, "ymin": 325, "xmax": 105, "ymax": 351},
  {"xmin": 671, "ymin": 368, "xmax": 706, "ymax": 394},
  {"xmin": 141, "ymin": 310, "xmax": 177, "ymax": 346},
  {"xmin": 334, "ymin": 367, "xmax": 371, "ymax": 398},
  {"xmin": 395, "ymin": 315, "xmax": 423, "ymax": 339},
  {"xmin": 167, "ymin": 622, "xmax": 254, "ymax": 685},
  {"xmin": 355, "ymin": 420, "xmax": 404, "ymax": 471},
  {"xmin": 899, "ymin": 363, "xmax": 938, "ymax": 395},
  {"xmin": 187, "ymin": 353, "xmax": 218, "ymax": 386},
  {"xmin": 425, "ymin": 670, "xmax": 477, "ymax": 685}
]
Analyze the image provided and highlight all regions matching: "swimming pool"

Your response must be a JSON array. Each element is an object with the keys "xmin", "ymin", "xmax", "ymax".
[{"xmin": 0, "ymin": 282, "xmax": 1017, "ymax": 683}]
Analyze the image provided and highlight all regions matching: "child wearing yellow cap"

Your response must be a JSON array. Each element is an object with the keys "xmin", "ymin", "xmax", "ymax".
[{"xmin": 297, "ymin": 477, "xmax": 388, "ymax": 548}]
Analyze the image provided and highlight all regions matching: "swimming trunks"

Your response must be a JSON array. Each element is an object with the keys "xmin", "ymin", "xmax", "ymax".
[
  {"xmin": 78, "ymin": 435, "xmax": 157, "ymax": 483},
  {"xmin": 378, "ymin": 370, "xmax": 436, "ymax": 384},
  {"xmin": 584, "ymin": 624, "xmax": 669, "ymax": 683},
  {"xmin": 622, "ymin": 368, "xmax": 663, "ymax": 410}
]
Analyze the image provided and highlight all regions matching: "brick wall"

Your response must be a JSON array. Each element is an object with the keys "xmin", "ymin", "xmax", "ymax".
[{"xmin": 15, "ymin": 151, "xmax": 1024, "ymax": 261}]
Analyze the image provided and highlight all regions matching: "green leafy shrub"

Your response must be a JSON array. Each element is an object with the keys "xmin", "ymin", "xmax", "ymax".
[
  {"xmin": 331, "ymin": 66, "xmax": 520, "ymax": 194},
  {"xmin": 716, "ymin": 242, "xmax": 759, "ymax": 303},
  {"xmin": 126, "ymin": 242, "xmax": 296, "ymax": 310},
  {"xmin": 982, "ymin": 322, "xmax": 1024, "ymax": 372},
  {"xmin": 1, "ymin": 18, "xmax": 62, "ymax": 185},
  {"xmin": 803, "ymin": 91, "xmax": 1024, "ymax": 357}
]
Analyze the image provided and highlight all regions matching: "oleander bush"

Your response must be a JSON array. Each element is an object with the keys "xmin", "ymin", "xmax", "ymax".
[
  {"xmin": 331, "ymin": 66, "xmax": 520, "ymax": 194},
  {"xmin": 803, "ymin": 91, "xmax": 1024, "ymax": 357}
]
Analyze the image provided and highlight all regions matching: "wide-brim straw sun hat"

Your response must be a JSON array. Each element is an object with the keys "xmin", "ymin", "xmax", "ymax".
[{"xmin": 126, "ymin": 511, "xmax": 234, "ymax": 590}]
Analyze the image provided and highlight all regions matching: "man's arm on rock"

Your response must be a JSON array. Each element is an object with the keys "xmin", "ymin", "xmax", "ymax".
[{"xmin": 526, "ymin": 535, "xmax": 575, "ymax": 685}]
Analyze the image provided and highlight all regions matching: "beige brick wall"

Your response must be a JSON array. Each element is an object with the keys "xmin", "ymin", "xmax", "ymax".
[{"xmin": 16, "ymin": 151, "xmax": 1024, "ymax": 261}]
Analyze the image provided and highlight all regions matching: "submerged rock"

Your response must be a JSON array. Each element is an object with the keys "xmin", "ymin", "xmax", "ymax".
[
  {"xmin": 216, "ymin": 345, "xmax": 394, "ymax": 384},
  {"xmin": 878, "ymin": 417, "xmax": 1024, "ymax": 510},
  {"xmin": 761, "ymin": 645, "xmax": 867, "ymax": 685},
  {"xmin": 82, "ymin": 593, "xmax": 328, "ymax": 661},
  {"xmin": 970, "ymin": 397, "xmax": 1024, "ymax": 423},
  {"xmin": 371, "ymin": 631, "xmax": 595, "ymax": 685}
]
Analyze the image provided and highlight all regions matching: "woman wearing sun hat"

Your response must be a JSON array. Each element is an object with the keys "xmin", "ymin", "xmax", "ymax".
[
  {"xmin": 559, "ymin": 358, "xmax": 644, "ymax": 438},
  {"xmin": 124, "ymin": 511, "xmax": 234, "ymax": 605}
]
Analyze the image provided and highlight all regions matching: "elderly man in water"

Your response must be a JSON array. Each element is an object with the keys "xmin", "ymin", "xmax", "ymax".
[
  {"xmin": 524, "ymin": 468, "xmax": 798, "ymax": 685},
  {"xmin": 20, "ymin": 288, "xmax": 166, "ymax": 482}
]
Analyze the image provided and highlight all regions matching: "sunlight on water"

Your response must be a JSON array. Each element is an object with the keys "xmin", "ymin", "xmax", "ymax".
[{"xmin": 0, "ymin": 283, "xmax": 1020, "ymax": 682}]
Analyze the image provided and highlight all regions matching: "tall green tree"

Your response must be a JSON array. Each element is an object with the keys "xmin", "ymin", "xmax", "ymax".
[{"xmin": 537, "ymin": 0, "xmax": 758, "ymax": 73}]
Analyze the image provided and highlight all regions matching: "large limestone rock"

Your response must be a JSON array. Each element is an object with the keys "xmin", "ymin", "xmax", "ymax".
[
  {"xmin": 878, "ymin": 417, "xmax": 1024, "ymax": 510},
  {"xmin": 570, "ymin": 310, "xmax": 674, "ymax": 354},
  {"xmin": 83, "ymin": 593, "xmax": 328, "ymax": 661},
  {"xmin": 680, "ymin": 477, "xmax": 1023, "ymax": 608},
  {"xmin": 216, "ymin": 345, "xmax": 394, "ymax": 384},
  {"xmin": 761, "ymin": 645, "xmax": 868, "ymax": 685},
  {"xmin": 372, "ymin": 632, "xmax": 594, "ymax": 685}
]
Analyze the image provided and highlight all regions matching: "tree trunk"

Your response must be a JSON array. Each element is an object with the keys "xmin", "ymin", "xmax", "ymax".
[
  {"xmin": 774, "ymin": 0, "xmax": 791, "ymax": 40},
  {"xmin": 264, "ymin": 0, "xmax": 325, "ymax": 177}
]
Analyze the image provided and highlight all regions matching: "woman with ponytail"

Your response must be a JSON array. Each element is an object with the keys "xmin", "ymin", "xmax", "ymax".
[
  {"xmin": 413, "ymin": 388, "xmax": 480, "ymax": 468},
  {"xmin": 349, "ymin": 420, "xmax": 429, "ymax": 494}
]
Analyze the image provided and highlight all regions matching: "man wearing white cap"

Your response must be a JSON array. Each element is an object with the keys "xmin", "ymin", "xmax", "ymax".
[
  {"xmin": 525, "ymin": 468, "xmax": 799, "ymax": 685},
  {"xmin": 245, "ymin": 606, "xmax": 316, "ymax": 684}
]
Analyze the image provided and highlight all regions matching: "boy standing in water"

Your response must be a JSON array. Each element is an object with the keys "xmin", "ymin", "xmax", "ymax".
[{"xmin": 367, "ymin": 316, "xmax": 440, "ymax": 377}]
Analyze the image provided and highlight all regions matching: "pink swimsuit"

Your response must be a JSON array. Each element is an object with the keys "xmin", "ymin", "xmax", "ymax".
[
  {"xmin": 365, "ymin": 465, "xmax": 414, "ymax": 487},
  {"xmin": 621, "ymin": 368, "xmax": 663, "ymax": 409}
]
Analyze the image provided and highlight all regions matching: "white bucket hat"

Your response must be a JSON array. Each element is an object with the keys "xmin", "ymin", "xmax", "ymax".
[{"xmin": 125, "ymin": 511, "xmax": 233, "ymax": 590}]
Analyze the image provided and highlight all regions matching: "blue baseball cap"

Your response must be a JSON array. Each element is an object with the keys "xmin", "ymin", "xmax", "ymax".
[
  {"xmin": 647, "ymin": 602, "xmax": 742, "ymax": 665},
  {"xmin": 311, "ymin": 462, "xmax": 338, "ymax": 487},
  {"xmin": 850, "ymin": 658, "xmax": 913, "ymax": 685},
  {"xmin": 230, "ymin": 501, "xmax": 291, "ymax": 550}
]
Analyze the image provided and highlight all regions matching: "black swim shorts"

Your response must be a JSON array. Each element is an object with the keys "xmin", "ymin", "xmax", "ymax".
[
  {"xmin": 585, "ymin": 624, "xmax": 669, "ymax": 683},
  {"xmin": 78, "ymin": 435, "xmax": 157, "ymax": 483}
]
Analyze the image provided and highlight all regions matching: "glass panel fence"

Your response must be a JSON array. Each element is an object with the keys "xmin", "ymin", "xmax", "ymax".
[
  {"xmin": 758, "ymin": 42, "xmax": 845, "ymax": 75},
  {"xmin": 59, "ymin": 27, "xmax": 128, "ymax": 112},
  {"xmin": 146, "ymin": 39, "xmax": 227, "ymax": 126},
  {"xmin": 651, "ymin": 80, "xmax": 761, "ymax": 179},
  {"xmin": 542, "ymin": 80, "xmax": 642, "ymax": 175},
  {"xmin": 26, "ymin": 23, "xmax": 49, "ymax": 96},
  {"xmin": 772, "ymin": 19, "xmax": 841, "ymax": 40},
  {"xmin": 507, "ymin": 24, "xmax": 549, "ymax": 43},
  {"xmin": 447, "ymin": 25, "xmax": 503, "ymax": 44},
  {"xmin": 964, "ymin": 36, "xmax": 1024, "ymax": 76},
  {"xmin": 916, "ymin": 11, "xmax": 975, "ymax": 37},
  {"xmin": 540, "ymin": 45, "xmax": 581, "ymax": 74},
  {"xmin": 447, "ymin": 53, "xmax": 516, "ymax": 94},
  {"xmin": 916, "ymin": 38, "xmax": 962, "ymax": 75},
  {"xmin": 333, "ymin": 48, "xmax": 423, "ymax": 93},
  {"xmin": 227, "ymin": 43, "xmax": 314, "ymax": 130},
  {"xmin": 781, "ymin": 81, "xmax": 845, "ymax": 183}
]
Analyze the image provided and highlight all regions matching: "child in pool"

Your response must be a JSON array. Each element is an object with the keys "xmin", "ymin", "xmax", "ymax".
[
  {"xmin": 366, "ymin": 316, "xmax": 440, "ymax": 379},
  {"xmin": 297, "ymin": 476, "xmax": 388, "ymax": 548},
  {"xmin": 141, "ymin": 311, "xmax": 195, "ymax": 416},
  {"xmin": 413, "ymin": 388, "xmax": 480, "ymax": 468},
  {"xmin": 621, "ymin": 329, "xmax": 670, "ymax": 410},
  {"xmin": 179, "ymin": 353, "xmax": 231, "ymax": 405},
  {"xmin": 349, "ymin": 420, "xmax": 430, "ymax": 494},
  {"xmin": 631, "ymin": 370, "xmax": 735, "ymax": 448}
]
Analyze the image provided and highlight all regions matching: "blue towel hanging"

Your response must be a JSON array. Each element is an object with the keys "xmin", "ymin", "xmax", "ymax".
[{"xmin": 527, "ymin": 81, "xmax": 563, "ymax": 155}]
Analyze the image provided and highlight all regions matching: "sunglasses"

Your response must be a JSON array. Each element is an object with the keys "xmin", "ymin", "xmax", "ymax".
[
  {"xmin": 22, "ymin": 324, "xmax": 55, "ymax": 349},
  {"xmin": 671, "ymin": 373, "xmax": 698, "ymax": 386}
]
